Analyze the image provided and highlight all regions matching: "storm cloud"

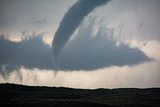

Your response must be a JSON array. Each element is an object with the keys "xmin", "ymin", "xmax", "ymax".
[
  {"xmin": 60, "ymin": 19, "xmax": 150, "ymax": 70},
  {"xmin": 0, "ymin": 21, "xmax": 150, "ymax": 73},
  {"xmin": 0, "ymin": 33, "xmax": 53, "ymax": 72}
]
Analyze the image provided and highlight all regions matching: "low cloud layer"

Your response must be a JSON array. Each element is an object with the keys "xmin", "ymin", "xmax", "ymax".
[
  {"xmin": 60, "ymin": 19, "xmax": 150, "ymax": 70},
  {"xmin": 0, "ymin": 33, "xmax": 53, "ymax": 72},
  {"xmin": 0, "ymin": 20, "xmax": 150, "ymax": 72}
]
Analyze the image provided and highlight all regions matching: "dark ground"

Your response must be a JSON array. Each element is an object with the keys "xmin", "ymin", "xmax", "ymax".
[{"xmin": 0, "ymin": 83, "xmax": 160, "ymax": 107}]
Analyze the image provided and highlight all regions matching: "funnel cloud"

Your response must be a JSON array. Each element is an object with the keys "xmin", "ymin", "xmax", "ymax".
[{"xmin": 52, "ymin": 0, "xmax": 110, "ymax": 70}]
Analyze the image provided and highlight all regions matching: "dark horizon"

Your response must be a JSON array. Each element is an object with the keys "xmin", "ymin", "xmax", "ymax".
[{"xmin": 1, "ymin": 83, "xmax": 160, "ymax": 107}]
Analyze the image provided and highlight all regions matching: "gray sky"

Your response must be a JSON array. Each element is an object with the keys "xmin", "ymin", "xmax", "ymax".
[
  {"xmin": 0, "ymin": 0, "xmax": 160, "ymax": 89},
  {"xmin": 0, "ymin": 0, "xmax": 76, "ymax": 40}
]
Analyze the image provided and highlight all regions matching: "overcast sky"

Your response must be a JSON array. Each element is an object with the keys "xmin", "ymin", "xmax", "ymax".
[{"xmin": 0, "ymin": 0, "xmax": 160, "ymax": 89}]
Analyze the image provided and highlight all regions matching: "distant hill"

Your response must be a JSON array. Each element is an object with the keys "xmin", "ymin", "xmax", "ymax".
[{"xmin": 0, "ymin": 83, "xmax": 160, "ymax": 107}]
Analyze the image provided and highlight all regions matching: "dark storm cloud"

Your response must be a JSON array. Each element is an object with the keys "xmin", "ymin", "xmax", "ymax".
[
  {"xmin": 59, "ymin": 20, "xmax": 150, "ymax": 70},
  {"xmin": 0, "ymin": 22, "xmax": 150, "ymax": 73},
  {"xmin": 0, "ymin": 33, "xmax": 53, "ymax": 72},
  {"xmin": 52, "ymin": 0, "xmax": 110, "ymax": 69}
]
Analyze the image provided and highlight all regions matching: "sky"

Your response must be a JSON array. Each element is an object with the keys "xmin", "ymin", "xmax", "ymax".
[{"xmin": 0, "ymin": 0, "xmax": 160, "ymax": 89}]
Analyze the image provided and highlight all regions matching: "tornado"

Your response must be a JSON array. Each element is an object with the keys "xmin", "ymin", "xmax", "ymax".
[{"xmin": 52, "ymin": 0, "xmax": 110, "ymax": 70}]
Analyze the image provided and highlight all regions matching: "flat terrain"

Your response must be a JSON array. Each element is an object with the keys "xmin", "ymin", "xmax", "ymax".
[{"xmin": 0, "ymin": 83, "xmax": 160, "ymax": 107}]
